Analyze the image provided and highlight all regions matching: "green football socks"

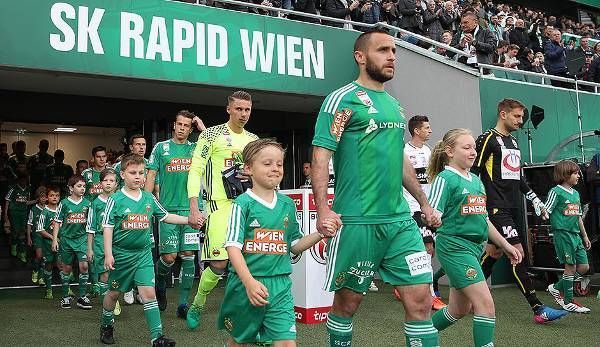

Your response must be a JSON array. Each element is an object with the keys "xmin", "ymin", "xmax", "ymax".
[
  {"xmin": 327, "ymin": 313, "xmax": 353, "ymax": 347},
  {"xmin": 179, "ymin": 255, "xmax": 195, "ymax": 305}
]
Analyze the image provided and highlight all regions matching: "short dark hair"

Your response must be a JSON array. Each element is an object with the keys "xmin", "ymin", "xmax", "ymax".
[
  {"xmin": 227, "ymin": 90, "xmax": 252, "ymax": 104},
  {"xmin": 100, "ymin": 168, "xmax": 117, "ymax": 181},
  {"xmin": 68, "ymin": 175, "xmax": 85, "ymax": 187},
  {"xmin": 354, "ymin": 28, "xmax": 391, "ymax": 57},
  {"xmin": 54, "ymin": 149, "xmax": 65, "ymax": 159},
  {"xmin": 497, "ymin": 98, "xmax": 525, "ymax": 115},
  {"xmin": 553, "ymin": 160, "xmax": 579, "ymax": 184},
  {"xmin": 120, "ymin": 153, "xmax": 146, "ymax": 171},
  {"xmin": 497, "ymin": 41, "xmax": 509, "ymax": 49},
  {"xmin": 174, "ymin": 110, "xmax": 195, "ymax": 123},
  {"xmin": 408, "ymin": 115, "xmax": 430, "ymax": 136},
  {"xmin": 46, "ymin": 185, "xmax": 61, "ymax": 196},
  {"xmin": 129, "ymin": 134, "xmax": 145, "ymax": 145},
  {"xmin": 461, "ymin": 12, "xmax": 478, "ymax": 20},
  {"xmin": 76, "ymin": 159, "xmax": 88, "ymax": 167},
  {"xmin": 92, "ymin": 146, "xmax": 106, "ymax": 157}
]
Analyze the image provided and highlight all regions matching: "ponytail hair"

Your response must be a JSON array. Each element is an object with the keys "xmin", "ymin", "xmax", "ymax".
[{"xmin": 427, "ymin": 128, "xmax": 472, "ymax": 181}]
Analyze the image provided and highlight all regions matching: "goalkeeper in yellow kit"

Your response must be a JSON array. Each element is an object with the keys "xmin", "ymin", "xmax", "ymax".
[{"xmin": 186, "ymin": 90, "xmax": 258, "ymax": 330}]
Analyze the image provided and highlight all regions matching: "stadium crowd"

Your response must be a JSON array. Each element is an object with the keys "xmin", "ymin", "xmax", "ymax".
[{"xmin": 174, "ymin": 0, "xmax": 600, "ymax": 86}]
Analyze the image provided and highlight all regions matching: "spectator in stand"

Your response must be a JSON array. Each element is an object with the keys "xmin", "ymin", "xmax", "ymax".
[
  {"xmin": 290, "ymin": 0, "xmax": 319, "ymax": 23},
  {"xmin": 503, "ymin": 44, "xmax": 520, "ymax": 69},
  {"xmin": 541, "ymin": 25, "xmax": 554, "ymax": 51},
  {"xmin": 423, "ymin": 0, "xmax": 443, "ymax": 41},
  {"xmin": 472, "ymin": 1, "xmax": 487, "ymax": 28},
  {"xmin": 492, "ymin": 39, "xmax": 509, "ymax": 65},
  {"xmin": 75, "ymin": 159, "xmax": 88, "ymax": 176},
  {"xmin": 27, "ymin": 139, "xmax": 54, "ymax": 192},
  {"xmin": 398, "ymin": 0, "xmax": 424, "ymax": 35},
  {"xmin": 532, "ymin": 52, "xmax": 548, "ymax": 74},
  {"xmin": 323, "ymin": 0, "xmax": 359, "ymax": 29},
  {"xmin": 576, "ymin": 52, "xmax": 595, "ymax": 91},
  {"xmin": 545, "ymin": 29, "xmax": 571, "ymax": 88},
  {"xmin": 528, "ymin": 19, "xmax": 545, "ymax": 53},
  {"xmin": 593, "ymin": 42, "xmax": 600, "ymax": 60},
  {"xmin": 519, "ymin": 48, "xmax": 535, "ymax": 71},
  {"xmin": 355, "ymin": 0, "xmax": 381, "ymax": 29},
  {"xmin": 509, "ymin": 19, "xmax": 530, "ymax": 58},
  {"xmin": 432, "ymin": 30, "xmax": 454, "ymax": 56},
  {"xmin": 502, "ymin": 16, "xmax": 514, "ymax": 41},
  {"xmin": 381, "ymin": 0, "xmax": 399, "ymax": 26},
  {"xmin": 574, "ymin": 35, "xmax": 592, "ymax": 55},
  {"xmin": 449, "ymin": 12, "xmax": 496, "ymax": 66},
  {"xmin": 588, "ymin": 53, "xmax": 600, "ymax": 84},
  {"xmin": 488, "ymin": 15, "xmax": 503, "ymax": 42},
  {"xmin": 439, "ymin": 1, "xmax": 459, "ymax": 32}
]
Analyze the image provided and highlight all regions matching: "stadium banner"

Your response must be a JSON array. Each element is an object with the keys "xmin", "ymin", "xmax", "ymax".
[
  {"xmin": 479, "ymin": 78, "xmax": 600, "ymax": 164},
  {"xmin": 0, "ymin": 0, "xmax": 359, "ymax": 96},
  {"xmin": 281, "ymin": 188, "xmax": 334, "ymax": 324}
]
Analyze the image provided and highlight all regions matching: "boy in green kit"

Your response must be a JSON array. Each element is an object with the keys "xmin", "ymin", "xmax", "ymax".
[
  {"xmin": 37, "ymin": 185, "xmax": 61, "ymax": 299},
  {"xmin": 4, "ymin": 171, "xmax": 33, "ymax": 261},
  {"xmin": 218, "ymin": 139, "xmax": 338, "ymax": 346},
  {"xmin": 100, "ymin": 154, "xmax": 205, "ymax": 346},
  {"xmin": 27, "ymin": 186, "xmax": 47, "ymax": 284},
  {"xmin": 52, "ymin": 175, "xmax": 92, "ymax": 309},
  {"xmin": 546, "ymin": 160, "xmax": 592, "ymax": 313},
  {"xmin": 87, "ymin": 168, "xmax": 121, "ymax": 315}
]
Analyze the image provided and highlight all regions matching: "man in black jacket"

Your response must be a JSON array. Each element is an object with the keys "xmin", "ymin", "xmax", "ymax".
[
  {"xmin": 449, "ymin": 12, "xmax": 497, "ymax": 66},
  {"xmin": 398, "ymin": 0, "xmax": 423, "ymax": 34},
  {"xmin": 509, "ymin": 19, "xmax": 530, "ymax": 58}
]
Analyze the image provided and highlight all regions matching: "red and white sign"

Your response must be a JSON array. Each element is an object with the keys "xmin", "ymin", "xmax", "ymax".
[{"xmin": 281, "ymin": 188, "xmax": 335, "ymax": 324}]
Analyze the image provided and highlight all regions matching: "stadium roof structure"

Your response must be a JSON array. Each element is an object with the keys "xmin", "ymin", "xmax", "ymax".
[{"xmin": 572, "ymin": 0, "xmax": 600, "ymax": 10}]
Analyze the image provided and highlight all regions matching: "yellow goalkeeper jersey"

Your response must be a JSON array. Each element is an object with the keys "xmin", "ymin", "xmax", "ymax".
[{"xmin": 188, "ymin": 123, "xmax": 258, "ymax": 201}]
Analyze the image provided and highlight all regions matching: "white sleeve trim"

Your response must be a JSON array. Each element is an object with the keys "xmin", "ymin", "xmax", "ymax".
[
  {"xmin": 224, "ymin": 241, "xmax": 243, "ymax": 250},
  {"xmin": 159, "ymin": 212, "xmax": 169, "ymax": 222}
]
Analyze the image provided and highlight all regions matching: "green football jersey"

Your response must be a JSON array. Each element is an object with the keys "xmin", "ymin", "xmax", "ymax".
[
  {"xmin": 102, "ymin": 188, "xmax": 168, "ymax": 251},
  {"xmin": 82, "ymin": 167, "xmax": 105, "ymax": 201},
  {"xmin": 546, "ymin": 185, "xmax": 581, "ymax": 233},
  {"xmin": 86, "ymin": 195, "xmax": 109, "ymax": 236},
  {"xmin": 225, "ymin": 190, "xmax": 303, "ymax": 277},
  {"xmin": 55, "ymin": 197, "xmax": 91, "ymax": 239},
  {"xmin": 147, "ymin": 139, "xmax": 195, "ymax": 211},
  {"xmin": 429, "ymin": 167, "xmax": 488, "ymax": 243},
  {"xmin": 36, "ymin": 206, "xmax": 58, "ymax": 236},
  {"xmin": 27, "ymin": 204, "xmax": 45, "ymax": 227},
  {"xmin": 312, "ymin": 82, "xmax": 410, "ymax": 224},
  {"xmin": 5, "ymin": 184, "xmax": 31, "ymax": 213},
  {"xmin": 113, "ymin": 158, "xmax": 149, "ymax": 188}
]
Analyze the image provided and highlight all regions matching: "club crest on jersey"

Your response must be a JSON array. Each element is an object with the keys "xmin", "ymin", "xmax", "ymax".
[
  {"xmin": 335, "ymin": 272, "xmax": 346, "ymax": 287},
  {"xmin": 212, "ymin": 248, "xmax": 221, "ymax": 257},
  {"xmin": 356, "ymin": 90, "xmax": 373, "ymax": 106},
  {"xmin": 111, "ymin": 280, "xmax": 119, "ymax": 289},
  {"xmin": 146, "ymin": 204, "xmax": 152, "ymax": 212},
  {"xmin": 330, "ymin": 109, "xmax": 353, "ymax": 142},
  {"xmin": 162, "ymin": 143, "xmax": 170, "ymax": 153},
  {"xmin": 283, "ymin": 216, "xmax": 289, "ymax": 229},
  {"xmin": 465, "ymin": 267, "xmax": 478, "ymax": 279},
  {"xmin": 224, "ymin": 317, "xmax": 233, "ymax": 332}
]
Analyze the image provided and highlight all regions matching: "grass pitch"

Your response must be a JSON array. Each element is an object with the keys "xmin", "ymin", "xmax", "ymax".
[{"xmin": 0, "ymin": 281, "xmax": 597, "ymax": 346}]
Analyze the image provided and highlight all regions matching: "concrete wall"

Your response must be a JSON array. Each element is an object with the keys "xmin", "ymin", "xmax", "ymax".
[{"xmin": 386, "ymin": 42, "xmax": 482, "ymax": 144}]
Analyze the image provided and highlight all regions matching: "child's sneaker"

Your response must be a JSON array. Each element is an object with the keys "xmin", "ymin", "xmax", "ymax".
[
  {"xmin": 44, "ymin": 289, "xmax": 53, "ymax": 300},
  {"xmin": 10, "ymin": 245, "xmax": 17, "ymax": 257},
  {"xmin": 100, "ymin": 325, "xmax": 115, "ymax": 345},
  {"xmin": 60, "ymin": 296, "xmax": 72, "ymax": 309},
  {"xmin": 563, "ymin": 300, "xmax": 591, "ymax": 313},
  {"xmin": 152, "ymin": 335, "xmax": 176, "ymax": 347},
  {"xmin": 547, "ymin": 283, "xmax": 564, "ymax": 306},
  {"xmin": 31, "ymin": 271, "xmax": 38, "ymax": 284},
  {"xmin": 77, "ymin": 296, "xmax": 93, "ymax": 310},
  {"xmin": 38, "ymin": 276, "xmax": 45, "ymax": 286},
  {"xmin": 18, "ymin": 252, "xmax": 27, "ymax": 263}
]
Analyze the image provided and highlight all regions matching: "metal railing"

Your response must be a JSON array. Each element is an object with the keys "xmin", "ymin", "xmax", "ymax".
[
  {"xmin": 174, "ymin": 0, "xmax": 471, "ymax": 58},
  {"xmin": 478, "ymin": 63, "xmax": 600, "ymax": 93}
]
